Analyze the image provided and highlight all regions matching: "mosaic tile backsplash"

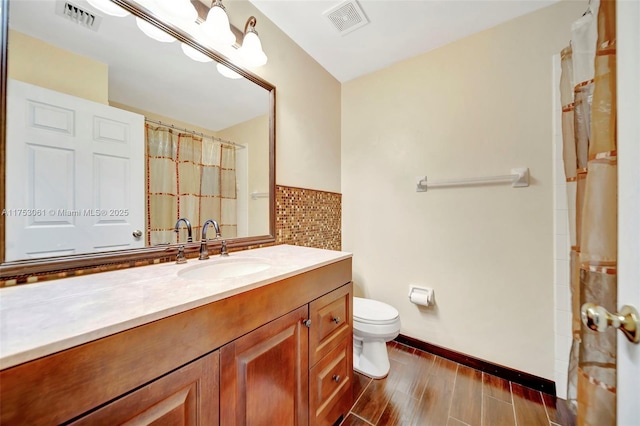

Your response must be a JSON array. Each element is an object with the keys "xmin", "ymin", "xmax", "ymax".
[
  {"xmin": 0, "ymin": 185, "xmax": 342, "ymax": 287},
  {"xmin": 275, "ymin": 185, "xmax": 342, "ymax": 251}
]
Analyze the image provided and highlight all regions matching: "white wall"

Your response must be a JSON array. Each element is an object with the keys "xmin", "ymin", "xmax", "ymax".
[
  {"xmin": 552, "ymin": 54, "xmax": 571, "ymax": 399},
  {"xmin": 218, "ymin": 114, "xmax": 270, "ymax": 236},
  {"xmin": 342, "ymin": 0, "xmax": 585, "ymax": 380}
]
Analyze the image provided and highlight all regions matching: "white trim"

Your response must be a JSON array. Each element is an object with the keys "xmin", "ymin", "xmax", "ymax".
[{"xmin": 617, "ymin": 0, "xmax": 640, "ymax": 423}]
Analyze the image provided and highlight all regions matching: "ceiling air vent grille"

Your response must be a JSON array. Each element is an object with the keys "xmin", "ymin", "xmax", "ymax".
[
  {"xmin": 323, "ymin": 0, "xmax": 369, "ymax": 36},
  {"xmin": 55, "ymin": 1, "xmax": 102, "ymax": 32}
]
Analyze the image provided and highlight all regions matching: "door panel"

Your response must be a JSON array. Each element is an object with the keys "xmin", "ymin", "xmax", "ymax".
[
  {"xmin": 29, "ymin": 144, "xmax": 75, "ymax": 225},
  {"xmin": 93, "ymin": 115, "xmax": 130, "ymax": 145},
  {"xmin": 6, "ymin": 79, "xmax": 145, "ymax": 260},
  {"xmin": 28, "ymin": 100, "xmax": 75, "ymax": 134}
]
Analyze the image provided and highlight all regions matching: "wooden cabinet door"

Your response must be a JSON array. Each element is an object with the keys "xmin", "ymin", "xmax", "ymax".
[
  {"xmin": 220, "ymin": 305, "xmax": 309, "ymax": 426},
  {"xmin": 70, "ymin": 351, "xmax": 219, "ymax": 425}
]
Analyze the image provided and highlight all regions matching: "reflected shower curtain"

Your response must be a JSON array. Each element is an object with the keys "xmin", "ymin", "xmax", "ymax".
[
  {"xmin": 146, "ymin": 123, "xmax": 237, "ymax": 246},
  {"xmin": 561, "ymin": 0, "xmax": 617, "ymax": 424}
]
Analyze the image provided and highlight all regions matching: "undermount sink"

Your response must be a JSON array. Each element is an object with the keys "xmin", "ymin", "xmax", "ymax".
[{"xmin": 178, "ymin": 257, "xmax": 272, "ymax": 280}]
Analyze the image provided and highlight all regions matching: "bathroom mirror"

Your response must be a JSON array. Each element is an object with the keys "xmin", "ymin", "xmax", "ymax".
[{"xmin": 0, "ymin": 0, "xmax": 276, "ymax": 278}]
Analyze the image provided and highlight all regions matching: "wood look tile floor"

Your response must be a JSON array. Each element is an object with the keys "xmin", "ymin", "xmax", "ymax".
[{"xmin": 341, "ymin": 342, "xmax": 576, "ymax": 426}]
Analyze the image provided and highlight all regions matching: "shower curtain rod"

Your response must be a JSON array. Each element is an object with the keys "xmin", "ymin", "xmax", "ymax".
[
  {"xmin": 416, "ymin": 168, "xmax": 530, "ymax": 192},
  {"xmin": 145, "ymin": 118, "xmax": 246, "ymax": 149}
]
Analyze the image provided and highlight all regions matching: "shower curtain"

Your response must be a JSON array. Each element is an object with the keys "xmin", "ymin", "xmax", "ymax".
[
  {"xmin": 146, "ymin": 123, "xmax": 238, "ymax": 246},
  {"xmin": 561, "ymin": 0, "xmax": 617, "ymax": 424}
]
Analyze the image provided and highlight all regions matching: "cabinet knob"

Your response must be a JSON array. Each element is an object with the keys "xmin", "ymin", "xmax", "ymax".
[
  {"xmin": 332, "ymin": 375, "xmax": 341, "ymax": 383},
  {"xmin": 132, "ymin": 229, "xmax": 143, "ymax": 238},
  {"xmin": 302, "ymin": 319, "xmax": 312, "ymax": 328},
  {"xmin": 332, "ymin": 316, "xmax": 341, "ymax": 324}
]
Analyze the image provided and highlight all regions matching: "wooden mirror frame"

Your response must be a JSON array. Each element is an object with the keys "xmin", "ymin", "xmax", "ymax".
[{"xmin": 0, "ymin": 0, "xmax": 276, "ymax": 280}]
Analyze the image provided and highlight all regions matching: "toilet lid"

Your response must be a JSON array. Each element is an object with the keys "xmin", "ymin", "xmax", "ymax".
[{"xmin": 353, "ymin": 297, "xmax": 399, "ymax": 324}]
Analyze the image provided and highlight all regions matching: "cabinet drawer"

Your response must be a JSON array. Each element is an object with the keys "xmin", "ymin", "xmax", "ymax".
[
  {"xmin": 309, "ymin": 283, "xmax": 352, "ymax": 365},
  {"xmin": 309, "ymin": 337, "xmax": 353, "ymax": 426}
]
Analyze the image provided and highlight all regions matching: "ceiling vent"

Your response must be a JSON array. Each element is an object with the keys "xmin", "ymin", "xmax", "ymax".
[
  {"xmin": 323, "ymin": 0, "xmax": 369, "ymax": 36},
  {"xmin": 55, "ymin": 1, "xmax": 102, "ymax": 32}
]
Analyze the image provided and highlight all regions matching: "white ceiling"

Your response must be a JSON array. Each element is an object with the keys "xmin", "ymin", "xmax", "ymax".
[{"xmin": 248, "ymin": 0, "xmax": 561, "ymax": 82}]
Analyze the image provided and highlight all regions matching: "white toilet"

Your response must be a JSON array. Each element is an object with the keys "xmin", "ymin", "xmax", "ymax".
[{"xmin": 352, "ymin": 297, "xmax": 401, "ymax": 379}]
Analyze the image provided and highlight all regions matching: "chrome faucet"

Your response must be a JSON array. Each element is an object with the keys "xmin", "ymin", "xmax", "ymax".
[
  {"xmin": 199, "ymin": 219, "xmax": 221, "ymax": 260},
  {"xmin": 174, "ymin": 218, "xmax": 193, "ymax": 243}
]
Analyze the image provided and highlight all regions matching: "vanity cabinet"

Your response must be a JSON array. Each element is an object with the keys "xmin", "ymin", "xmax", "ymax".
[
  {"xmin": 70, "ymin": 351, "xmax": 219, "ymax": 425},
  {"xmin": 220, "ymin": 284, "xmax": 353, "ymax": 426},
  {"xmin": 0, "ymin": 257, "xmax": 352, "ymax": 425}
]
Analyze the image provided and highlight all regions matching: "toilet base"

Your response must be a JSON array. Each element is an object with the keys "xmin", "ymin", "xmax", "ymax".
[{"xmin": 353, "ymin": 338, "xmax": 390, "ymax": 379}]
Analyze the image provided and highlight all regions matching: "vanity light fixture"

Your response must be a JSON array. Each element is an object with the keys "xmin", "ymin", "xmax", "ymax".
[
  {"xmin": 136, "ymin": 17, "xmax": 176, "ymax": 43},
  {"xmin": 200, "ymin": 0, "xmax": 236, "ymax": 49},
  {"xmin": 86, "ymin": 0, "xmax": 130, "ymax": 17},
  {"xmin": 216, "ymin": 63, "xmax": 242, "ymax": 79},
  {"xmin": 152, "ymin": 0, "xmax": 198, "ymax": 24},
  {"xmin": 181, "ymin": 43, "xmax": 213, "ymax": 63},
  {"xmin": 237, "ymin": 16, "xmax": 267, "ymax": 67},
  {"xmin": 215, "ymin": 18, "xmax": 267, "ymax": 78}
]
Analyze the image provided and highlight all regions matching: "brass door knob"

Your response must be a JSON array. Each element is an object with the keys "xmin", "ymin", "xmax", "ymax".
[{"xmin": 581, "ymin": 303, "xmax": 639, "ymax": 344}]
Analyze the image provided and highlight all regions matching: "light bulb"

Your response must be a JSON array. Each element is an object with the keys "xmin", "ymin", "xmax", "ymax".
[
  {"xmin": 153, "ymin": 0, "xmax": 198, "ymax": 23},
  {"xmin": 181, "ymin": 43, "xmax": 213, "ymax": 63},
  {"xmin": 238, "ymin": 31, "xmax": 267, "ymax": 67},
  {"xmin": 200, "ymin": 5, "xmax": 236, "ymax": 48},
  {"xmin": 136, "ymin": 17, "xmax": 176, "ymax": 43},
  {"xmin": 217, "ymin": 63, "xmax": 242, "ymax": 79},
  {"xmin": 86, "ymin": 0, "xmax": 130, "ymax": 17}
]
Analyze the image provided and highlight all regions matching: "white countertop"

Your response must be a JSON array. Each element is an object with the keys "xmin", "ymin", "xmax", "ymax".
[{"xmin": 0, "ymin": 245, "xmax": 352, "ymax": 370}]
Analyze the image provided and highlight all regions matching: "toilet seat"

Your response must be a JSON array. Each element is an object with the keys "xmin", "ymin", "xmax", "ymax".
[
  {"xmin": 354, "ymin": 316, "xmax": 398, "ymax": 326},
  {"xmin": 353, "ymin": 297, "xmax": 399, "ymax": 325}
]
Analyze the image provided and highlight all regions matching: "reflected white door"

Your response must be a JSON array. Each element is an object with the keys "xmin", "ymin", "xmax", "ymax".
[
  {"xmin": 617, "ymin": 1, "xmax": 640, "ymax": 424},
  {"xmin": 6, "ymin": 80, "xmax": 145, "ymax": 261}
]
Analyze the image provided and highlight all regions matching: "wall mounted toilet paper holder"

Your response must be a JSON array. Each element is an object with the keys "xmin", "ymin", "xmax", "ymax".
[{"xmin": 408, "ymin": 285, "xmax": 435, "ymax": 307}]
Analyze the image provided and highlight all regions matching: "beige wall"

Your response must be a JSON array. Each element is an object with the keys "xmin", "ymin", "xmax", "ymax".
[
  {"xmin": 341, "ymin": 0, "xmax": 584, "ymax": 380},
  {"xmin": 226, "ymin": 2, "xmax": 342, "ymax": 194},
  {"xmin": 7, "ymin": 30, "xmax": 108, "ymax": 104},
  {"xmin": 218, "ymin": 114, "xmax": 270, "ymax": 236}
]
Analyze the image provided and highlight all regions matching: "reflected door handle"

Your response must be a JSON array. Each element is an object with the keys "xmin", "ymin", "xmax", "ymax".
[
  {"xmin": 132, "ymin": 230, "xmax": 143, "ymax": 238},
  {"xmin": 581, "ymin": 303, "xmax": 639, "ymax": 344}
]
